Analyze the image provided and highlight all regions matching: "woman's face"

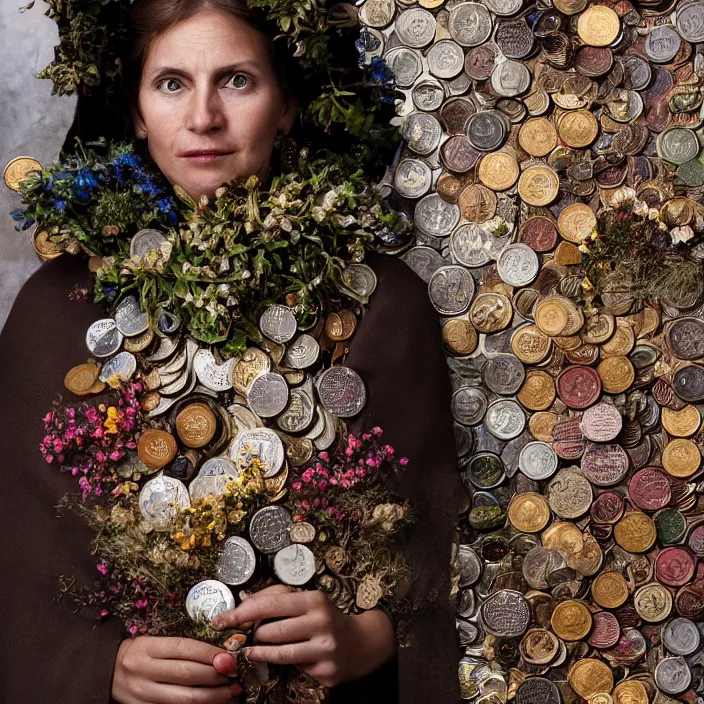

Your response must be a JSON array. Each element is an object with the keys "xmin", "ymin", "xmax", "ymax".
[{"xmin": 133, "ymin": 8, "xmax": 297, "ymax": 200}]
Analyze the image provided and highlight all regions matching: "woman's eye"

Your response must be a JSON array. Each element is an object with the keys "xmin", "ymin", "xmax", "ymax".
[
  {"xmin": 158, "ymin": 78, "xmax": 181, "ymax": 94},
  {"xmin": 228, "ymin": 73, "xmax": 250, "ymax": 90}
]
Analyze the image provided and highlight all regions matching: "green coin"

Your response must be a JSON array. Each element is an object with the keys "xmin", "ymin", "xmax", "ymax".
[
  {"xmin": 468, "ymin": 505, "xmax": 506, "ymax": 531},
  {"xmin": 677, "ymin": 156, "xmax": 704, "ymax": 187},
  {"xmin": 655, "ymin": 508, "xmax": 687, "ymax": 545}
]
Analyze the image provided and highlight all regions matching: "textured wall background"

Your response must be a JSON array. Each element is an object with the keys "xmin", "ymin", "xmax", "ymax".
[{"xmin": 0, "ymin": 1, "xmax": 76, "ymax": 332}]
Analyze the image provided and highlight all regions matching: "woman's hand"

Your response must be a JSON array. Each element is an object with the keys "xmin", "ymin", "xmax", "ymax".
[
  {"xmin": 210, "ymin": 585, "xmax": 397, "ymax": 688},
  {"xmin": 112, "ymin": 636, "xmax": 242, "ymax": 704}
]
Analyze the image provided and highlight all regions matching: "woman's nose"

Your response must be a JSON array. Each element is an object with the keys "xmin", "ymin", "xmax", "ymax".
[{"xmin": 185, "ymin": 88, "xmax": 225, "ymax": 133}]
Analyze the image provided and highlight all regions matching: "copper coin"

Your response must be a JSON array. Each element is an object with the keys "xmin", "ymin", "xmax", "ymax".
[
  {"xmin": 581, "ymin": 402, "xmax": 623, "ymax": 442},
  {"xmin": 575, "ymin": 46, "xmax": 614, "ymax": 77},
  {"xmin": 520, "ymin": 216, "xmax": 558, "ymax": 253},
  {"xmin": 588, "ymin": 611, "xmax": 621, "ymax": 649},
  {"xmin": 581, "ymin": 443, "xmax": 629, "ymax": 487},
  {"xmin": 628, "ymin": 467, "xmax": 671, "ymax": 511},
  {"xmin": 656, "ymin": 547, "xmax": 695, "ymax": 587},
  {"xmin": 138, "ymin": 429, "xmax": 178, "ymax": 470},
  {"xmin": 552, "ymin": 417, "xmax": 585, "ymax": 460},
  {"xmin": 591, "ymin": 491, "xmax": 625, "ymax": 524},
  {"xmin": 557, "ymin": 365, "xmax": 602, "ymax": 409},
  {"xmin": 675, "ymin": 580, "xmax": 704, "ymax": 619},
  {"xmin": 440, "ymin": 135, "xmax": 481, "ymax": 173},
  {"xmin": 175, "ymin": 402, "xmax": 218, "ymax": 449}
]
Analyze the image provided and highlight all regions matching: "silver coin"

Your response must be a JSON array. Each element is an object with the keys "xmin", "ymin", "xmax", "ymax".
[
  {"xmin": 277, "ymin": 384, "xmax": 315, "ymax": 434},
  {"xmin": 677, "ymin": 0, "xmax": 704, "ymax": 42},
  {"xmin": 654, "ymin": 657, "xmax": 692, "ymax": 695},
  {"xmin": 217, "ymin": 536, "xmax": 257, "ymax": 586},
  {"xmin": 622, "ymin": 55, "xmax": 652, "ymax": 91},
  {"xmin": 445, "ymin": 72, "xmax": 472, "ymax": 97},
  {"xmin": 482, "ymin": 354, "xmax": 525, "ymax": 395},
  {"xmin": 415, "ymin": 194, "xmax": 461, "ymax": 238},
  {"xmin": 130, "ymin": 228, "xmax": 167, "ymax": 257},
  {"xmin": 147, "ymin": 372, "xmax": 198, "ymax": 418},
  {"xmin": 99, "ymin": 351, "xmax": 137, "ymax": 383},
  {"xmin": 186, "ymin": 579, "xmax": 235, "ymax": 624},
  {"xmin": 663, "ymin": 618, "xmax": 701, "ymax": 656},
  {"xmin": 429, "ymin": 265, "xmax": 475, "ymax": 316},
  {"xmin": 490, "ymin": 59, "xmax": 531, "ymax": 97},
  {"xmin": 483, "ymin": 0, "xmax": 524, "ymax": 16},
  {"xmin": 230, "ymin": 427, "xmax": 285, "ymax": 477},
  {"xmin": 193, "ymin": 349, "xmax": 235, "ymax": 392},
  {"xmin": 519, "ymin": 441, "xmax": 559, "ymax": 480},
  {"xmin": 412, "ymin": 79, "xmax": 446, "ymax": 112},
  {"xmin": 249, "ymin": 505, "xmax": 293, "ymax": 554},
  {"xmin": 285, "ymin": 334, "xmax": 320, "ymax": 369},
  {"xmin": 228, "ymin": 403, "xmax": 262, "ymax": 432},
  {"xmin": 485, "ymin": 399, "xmax": 525, "ymax": 440},
  {"xmin": 314, "ymin": 406, "xmax": 337, "ymax": 451},
  {"xmin": 394, "ymin": 158, "xmax": 432, "ymax": 198},
  {"xmin": 644, "ymin": 25, "xmax": 682, "ymax": 63},
  {"xmin": 86, "ymin": 318, "xmax": 123, "ymax": 358},
  {"xmin": 358, "ymin": 0, "xmax": 395, "ymax": 28},
  {"xmin": 316, "ymin": 366, "xmax": 367, "ymax": 418},
  {"xmin": 273, "ymin": 543, "xmax": 317, "ymax": 586},
  {"xmin": 452, "ymin": 386, "xmax": 489, "ymax": 426},
  {"xmin": 146, "ymin": 334, "xmax": 180, "ymax": 363},
  {"xmin": 466, "ymin": 111, "xmax": 507, "ymax": 151},
  {"xmin": 495, "ymin": 20, "xmax": 534, "ymax": 59},
  {"xmin": 138, "ymin": 474, "xmax": 191, "ymax": 531},
  {"xmin": 427, "ymin": 39, "xmax": 465, "ymax": 79},
  {"xmin": 657, "ymin": 128, "xmax": 700, "ymax": 166},
  {"xmin": 450, "ymin": 224, "xmax": 494, "ymax": 267},
  {"xmin": 260, "ymin": 304, "xmax": 298, "ymax": 344},
  {"xmin": 342, "ymin": 263, "xmax": 378, "ymax": 300},
  {"xmin": 402, "ymin": 112, "xmax": 443, "ymax": 156},
  {"xmin": 384, "ymin": 46, "xmax": 423, "ymax": 88},
  {"xmin": 448, "ymin": 2, "xmax": 493, "ymax": 47},
  {"xmin": 496, "ymin": 243, "xmax": 539, "ymax": 287},
  {"xmin": 458, "ymin": 545, "xmax": 483, "ymax": 587},
  {"xmin": 247, "ymin": 372, "xmax": 289, "ymax": 418},
  {"xmin": 396, "ymin": 7, "xmax": 436, "ymax": 48},
  {"xmin": 402, "ymin": 245, "xmax": 445, "ymax": 283},
  {"xmin": 114, "ymin": 295, "xmax": 150, "ymax": 337},
  {"xmin": 480, "ymin": 589, "xmax": 531, "ymax": 638},
  {"xmin": 522, "ymin": 547, "xmax": 568, "ymax": 590},
  {"xmin": 189, "ymin": 457, "xmax": 240, "ymax": 501}
]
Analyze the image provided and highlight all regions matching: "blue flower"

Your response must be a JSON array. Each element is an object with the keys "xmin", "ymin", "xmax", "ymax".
[
  {"xmin": 368, "ymin": 57, "xmax": 394, "ymax": 87},
  {"xmin": 102, "ymin": 284, "xmax": 119, "ymax": 302},
  {"xmin": 156, "ymin": 198, "xmax": 174, "ymax": 213},
  {"xmin": 10, "ymin": 208, "xmax": 26, "ymax": 222},
  {"xmin": 55, "ymin": 199, "xmax": 67, "ymax": 212},
  {"xmin": 75, "ymin": 168, "xmax": 101, "ymax": 193}
]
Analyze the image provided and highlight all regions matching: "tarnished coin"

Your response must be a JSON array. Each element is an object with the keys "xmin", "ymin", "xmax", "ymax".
[
  {"xmin": 483, "ymin": 354, "xmax": 525, "ymax": 395},
  {"xmin": 412, "ymin": 79, "xmax": 445, "ymax": 112},
  {"xmin": 673, "ymin": 364, "xmax": 704, "ymax": 403},
  {"xmin": 185, "ymin": 580, "xmax": 235, "ymax": 624},
  {"xmin": 395, "ymin": 7, "xmax": 436, "ymax": 47},
  {"xmin": 466, "ymin": 111, "xmax": 507, "ymax": 152},
  {"xmin": 644, "ymin": 25, "xmax": 682, "ymax": 63},
  {"xmin": 440, "ymin": 136, "xmax": 481, "ymax": 173},
  {"xmin": 359, "ymin": 0, "xmax": 395, "ymax": 28},
  {"xmin": 98, "ymin": 351, "xmax": 137, "ymax": 384},
  {"xmin": 478, "ymin": 152, "xmax": 519, "ymax": 191},
  {"xmin": 666, "ymin": 317, "xmax": 704, "ymax": 360},
  {"xmin": 341, "ymin": 264, "xmax": 377, "ymax": 302},
  {"xmin": 654, "ymin": 657, "xmax": 692, "ymax": 695},
  {"xmin": 249, "ymin": 505, "xmax": 293, "ymax": 554},
  {"xmin": 519, "ymin": 441, "xmax": 558, "ymax": 480},
  {"xmin": 557, "ymin": 109, "xmax": 599, "ymax": 149},
  {"xmin": 138, "ymin": 429, "xmax": 178, "ymax": 470},
  {"xmin": 633, "ymin": 582, "xmax": 673, "ymax": 623},
  {"xmin": 581, "ymin": 443, "xmax": 629, "ymax": 487},
  {"xmin": 260, "ymin": 304, "xmax": 297, "ymax": 344},
  {"xmin": 465, "ymin": 42, "xmax": 500, "ymax": 80},
  {"xmin": 557, "ymin": 366, "xmax": 602, "ymax": 409},
  {"xmin": 402, "ymin": 246, "xmax": 445, "ymax": 284},
  {"xmin": 86, "ymin": 319, "xmax": 123, "ymax": 358},
  {"xmin": 427, "ymin": 39, "xmax": 464, "ymax": 79},
  {"xmin": 662, "ymin": 404, "xmax": 701, "ymax": 437},
  {"xmin": 612, "ymin": 681, "xmax": 648, "ymax": 704},
  {"xmin": 519, "ymin": 118, "xmax": 558, "ymax": 158},
  {"xmin": 581, "ymin": 403, "xmax": 622, "ymax": 442},
  {"xmin": 316, "ymin": 366, "xmax": 366, "ymax": 418},
  {"xmin": 480, "ymin": 589, "xmax": 530, "ymax": 638},
  {"xmin": 656, "ymin": 508, "xmax": 687, "ymax": 545},
  {"xmin": 3, "ymin": 156, "xmax": 42, "ymax": 191},
  {"xmin": 470, "ymin": 293, "xmax": 513, "ymax": 334},
  {"xmin": 577, "ymin": 5, "xmax": 620, "ymax": 46},
  {"xmin": 247, "ymin": 372, "xmax": 289, "ymax": 418},
  {"xmin": 677, "ymin": 0, "xmax": 704, "ymax": 42},
  {"xmin": 491, "ymin": 59, "xmax": 531, "ymax": 98},
  {"xmin": 465, "ymin": 451, "xmax": 505, "ymax": 490},
  {"xmin": 517, "ymin": 677, "xmax": 560, "ymax": 704},
  {"xmin": 273, "ymin": 543, "xmax": 316, "ymax": 586},
  {"xmin": 519, "ymin": 634, "xmax": 561, "ymax": 669},
  {"xmin": 448, "ymin": 2, "xmax": 493, "ymax": 47},
  {"xmin": 384, "ymin": 47, "xmax": 423, "ymax": 88},
  {"xmin": 230, "ymin": 427, "xmax": 285, "ymax": 478},
  {"xmin": 497, "ymin": 244, "xmax": 539, "ymax": 287},
  {"xmin": 175, "ymin": 402, "xmax": 217, "ymax": 449},
  {"xmin": 662, "ymin": 438, "xmax": 701, "ymax": 478},
  {"xmin": 138, "ymin": 474, "xmax": 190, "ymax": 531},
  {"xmin": 403, "ymin": 113, "xmax": 443, "ymax": 156},
  {"xmin": 520, "ymin": 216, "xmax": 558, "ymax": 253},
  {"xmin": 442, "ymin": 318, "xmax": 479, "ymax": 356},
  {"xmin": 588, "ymin": 611, "xmax": 621, "ymax": 649},
  {"xmin": 450, "ymin": 223, "xmax": 495, "ymax": 267},
  {"xmin": 547, "ymin": 468, "xmax": 593, "ymax": 519},
  {"xmin": 658, "ymin": 128, "xmax": 700, "ymax": 166},
  {"xmin": 558, "ymin": 203, "xmax": 596, "ymax": 244},
  {"xmin": 628, "ymin": 467, "xmax": 671, "ymax": 511},
  {"xmin": 189, "ymin": 457, "xmax": 241, "ymax": 501},
  {"xmin": 64, "ymin": 363, "xmax": 103, "ymax": 396},
  {"xmin": 655, "ymin": 547, "xmax": 695, "ymax": 587},
  {"xmin": 551, "ymin": 599, "xmax": 592, "ymax": 641},
  {"xmin": 523, "ymin": 546, "xmax": 568, "ymax": 590},
  {"xmin": 216, "ymin": 536, "xmax": 257, "ymax": 586},
  {"xmin": 458, "ymin": 184, "xmax": 497, "ymax": 222},
  {"xmin": 428, "ymin": 265, "xmax": 475, "ymax": 316},
  {"xmin": 485, "ymin": 399, "xmax": 525, "ymax": 440},
  {"xmin": 662, "ymin": 617, "xmax": 701, "ymax": 656},
  {"xmin": 194, "ymin": 349, "xmax": 235, "ymax": 392},
  {"xmin": 517, "ymin": 370, "xmax": 556, "ymax": 411},
  {"xmin": 415, "ymin": 193, "xmax": 461, "ymax": 238},
  {"xmin": 614, "ymin": 512, "xmax": 656, "ymax": 553},
  {"xmin": 508, "ymin": 492, "xmax": 550, "ymax": 533},
  {"xmin": 130, "ymin": 228, "xmax": 167, "ymax": 257},
  {"xmin": 452, "ymin": 386, "xmax": 489, "ymax": 426},
  {"xmin": 512, "ymin": 324, "xmax": 552, "ymax": 364}
]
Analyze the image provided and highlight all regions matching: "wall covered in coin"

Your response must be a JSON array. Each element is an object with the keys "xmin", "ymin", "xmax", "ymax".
[{"xmin": 358, "ymin": 0, "xmax": 704, "ymax": 701}]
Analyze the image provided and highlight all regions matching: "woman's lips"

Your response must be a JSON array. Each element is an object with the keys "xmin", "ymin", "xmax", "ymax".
[{"xmin": 181, "ymin": 153, "xmax": 232, "ymax": 164}]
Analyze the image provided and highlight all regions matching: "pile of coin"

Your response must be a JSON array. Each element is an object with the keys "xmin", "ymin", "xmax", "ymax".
[{"xmin": 358, "ymin": 0, "xmax": 704, "ymax": 700}]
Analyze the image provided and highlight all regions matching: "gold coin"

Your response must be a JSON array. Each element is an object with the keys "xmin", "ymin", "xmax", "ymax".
[
  {"xmin": 543, "ymin": 521, "xmax": 585, "ymax": 566},
  {"xmin": 636, "ymin": 305, "xmax": 660, "ymax": 338},
  {"xmin": 591, "ymin": 570, "xmax": 630, "ymax": 609},
  {"xmin": 511, "ymin": 324, "xmax": 552, "ymax": 364},
  {"xmin": 553, "ymin": 334, "xmax": 583, "ymax": 351},
  {"xmin": 577, "ymin": 5, "xmax": 620, "ymax": 47},
  {"xmin": 64, "ymin": 364, "xmax": 101, "ymax": 396},
  {"xmin": 558, "ymin": 203, "xmax": 596, "ymax": 244},
  {"xmin": 566, "ymin": 344, "xmax": 600, "ymax": 365},
  {"xmin": 478, "ymin": 152, "xmax": 519, "ymax": 191},
  {"xmin": 508, "ymin": 492, "xmax": 551, "ymax": 533},
  {"xmin": 175, "ymin": 402, "xmax": 217, "ymax": 449},
  {"xmin": 32, "ymin": 230, "xmax": 62, "ymax": 260},
  {"xmin": 519, "ymin": 628, "xmax": 560, "ymax": 665},
  {"xmin": 569, "ymin": 659, "xmax": 614, "ymax": 699},
  {"xmin": 662, "ymin": 404, "xmax": 701, "ymax": 437},
  {"xmin": 662, "ymin": 438, "xmax": 701, "ymax": 478},
  {"xmin": 442, "ymin": 318, "xmax": 478, "ymax": 355},
  {"xmin": 558, "ymin": 109, "xmax": 599, "ymax": 148},
  {"xmin": 590, "ymin": 694, "xmax": 614, "ymax": 704},
  {"xmin": 612, "ymin": 681, "xmax": 649, "ymax": 704},
  {"xmin": 614, "ymin": 512, "xmax": 656, "ymax": 553},
  {"xmin": 458, "ymin": 184, "xmax": 497, "ymax": 222},
  {"xmin": 232, "ymin": 347, "xmax": 271, "ymax": 394},
  {"xmin": 554, "ymin": 0, "xmax": 588, "ymax": 13},
  {"xmin": 137, "ymin": 429, "xmax": 178, "ymax": 470},
  {"xmin": 582, "ymin": 313, "xmax": 615, "ymax": 345},
  {"xmin": 517, "ymin": 165, "xmax": 560, "ymax": 206},
  {"xmin": 518, "ymin": 118, "xmax": 558, "ymax": 158},
  {"xmin": 3, "ymin": 156, "xmax": 43, "ymax": 192},
  {"xmin": 554, "ymin": 241, "xmax": 583, "ymax": 265},
  {"xmin": 124, "ymin": 328, "xmax": 155, "ymax": 353},
  {"xmin": 551, "ymin": 599, "xmax": 593, "ymax": 641},
  {"xmin": 469, "ymin": 293, "xmax": 513, "ymax": 334},
  {"xmin": 535, "ymin": 297, "xmax": 570, "ymax": 336},
  {"xmin": 437, "ymin": 172, "xmax": 464, "ymax": 203},
  {"xmin": 529, "ymin": 412, "xmax": 559, "ymax": 442},
  {"xmin": 633, "ymin": 582, "xmax": 672, "ymax": 623},
  {"xmin": 517, "ymin": 370, "xmax": 556, "ymax": 411},
  {"xmin": 600, "ymin": 318, "xmax": 635, "ymax": 357},
  {"xmin": 597, "ymin": 356, "xmax": 635, "ymax": 394}
]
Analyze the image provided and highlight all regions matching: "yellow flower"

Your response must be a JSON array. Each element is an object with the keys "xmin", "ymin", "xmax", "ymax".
[
  {"xmin": 106, "ymin": 374, "xmax": 122, "ymax": 390},
  {"xmin": 103, "ymin": 406, "xmax": 120, "ymax": 434},
  {"xmin": 581, "ymin": 278, "xmax": 594, "ymax": 292},
  {"xmin": 578, "ymin": 243, "xmax": 590, "ymax": 253}
]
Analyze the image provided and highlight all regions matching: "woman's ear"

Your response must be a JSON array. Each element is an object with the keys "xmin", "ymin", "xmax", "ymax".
[
  {"xmin": 131, "ymin": 102, "xmax": 148, "ymax": 140},
  {"xmin": 277, "ymin": 95, "xmax": 299, "ymax": 136}
]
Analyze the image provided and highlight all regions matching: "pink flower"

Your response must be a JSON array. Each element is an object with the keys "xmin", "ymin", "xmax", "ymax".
[
  {"xmin": 95, "ymin": 451, "xmax": 107, "ymax": 463},
  {"xmin": 43, "ymin": 412, "xmax": 53, "ymax": 424},
  {"xmin": 45, "ymin": 454, "xmax": 54, "ymax": 464},
  {"xmin": 301, "ymin": 468, "xmax": 315, "ymax": 483},
  {"xmin": 400, "ymin": 457, "xmax": 409, "ymax": 466},
  {"xmin": 53, "ymin": 439, "xmax": 64, "ymax": 453},
  {"xmin": 97, "ymin": 563, "xmax": 109, "ymax": 576},
  {"xmin": 128, "ymin": 624, "xmax": 139, "ymax": 635},
  {"xmin": 135, "ymin": 598, "xmax": 149, "ymax": 609},
  {"xmin": 382, "ymin": 444, "xmax": 395, "ymax": 457},
  {"xmin": 355, "ymin": 468, "xmax": 366, "ymax": 478},
  {"xmin": 319, "ymin": 452, "xmax": 329, "ymax": 462},
  {"xmin": 100, "ymin": 609, "xmax": 110, "ymax": 618},
  {"xmin": 341, "ymin": 479, "xmax": 352, "ymax": 489},
  {"xmin": 371, "ymin": 426, "xmax": 383, "ymax": 436},
  {"xmin": 109, "ymin": 450, "xmax": 123, "ymax": 462},
  {"xmin": 317, "ymin": 480, "xmax": 329, "ymax": 491},
  {"xmin": 345, "ymin": 447, "xmax": 354, "ymax": 457},
  {"xmin": 84, "ymin": 407, "xmax": 100, "ymax": 424},
  {"xmin": 66, "ymin": 408, "xmax": 76, "ymax": 419},
  {"xmin": 292, "ymin": 481, "xmax": 302, "ymax": 492},
  {"xmin": 300, "ymin": 500, "xmax": 310, "ymax": 511}
]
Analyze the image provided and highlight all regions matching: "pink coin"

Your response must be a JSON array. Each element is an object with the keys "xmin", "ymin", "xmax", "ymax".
[
  {"xmin": 557, "ymin": 366, "xmax": 602, "ymax": 410},
  {"xmin": 591, "ymin": 491, "xmax": 625, "ymax": 524},
  {"xmin": 629, "ymin": 467, "xmax": 672, "ymax": 511},
  {"xmin": 552, "ymin": 417, "xmax": 585, "ymax": 460},
  {"xmin": 521, "ymin": 217, "xmax": 558, "ymax": 253},
  {"xmin": 656, "ymin": 547, "xmax": 695, "ymax": 587},
  {"xmin": 581, "ymin": 442, "xmax": 630, "ymax": 487},
  {"xmin": 688, "ymin": 525, "xmax": 704, "ymax": 557},
  {"xmin": 581, "ymin": 402, "xmax": 623, "ymax": 442},
  {"xmin": 588, "ymin": 610, "xmax": 621, "ymax": 649}
]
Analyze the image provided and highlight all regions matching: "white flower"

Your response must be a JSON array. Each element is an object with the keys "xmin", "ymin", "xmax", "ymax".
[
  {"xmin": 633, "ymin": 201, "xmax": 649, "ymax": 217},
  {"xmin": 648, "ymin": 208, "xmax": 660, "ymax": 221},
  {"xmin": 610, "ymin": 186, "xmax": 637, "ymax": 204},
  {"xmin": 671, "ymin": 225, "xmax": 695, "ymax": 245}
]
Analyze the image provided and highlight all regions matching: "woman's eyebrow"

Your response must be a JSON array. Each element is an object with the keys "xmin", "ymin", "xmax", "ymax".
[{"xmin": 150, "ymin": 62, "xmax": 259, "ymax": 81}]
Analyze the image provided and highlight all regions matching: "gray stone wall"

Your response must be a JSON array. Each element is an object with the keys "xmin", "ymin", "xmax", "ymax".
[{"xmin": 0, "ymin": 1, "xmax": 76, "ymax": 331}]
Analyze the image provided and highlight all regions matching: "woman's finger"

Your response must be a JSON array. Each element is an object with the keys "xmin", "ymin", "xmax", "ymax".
[
  {"xmin": 244, "ymin": 642, "xmax": 318, "ymax": 666},
  {"xmin": 212, "ymin": 591, "xmax": 310, "ymax": 630},
  {"xmin": 254, "ymin": 615, "xmax": 312, "ymax": 644},
  {"xmin": 146, "ymin": 657, "xmax": 231, "ymax": 687},
  {"xmin": 145, "ymin": 636, "xmax": 227, "ymax": 665},
  {"xmin": 133, "ymin": 681, "xmax": 238, "ymax": 704}
]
